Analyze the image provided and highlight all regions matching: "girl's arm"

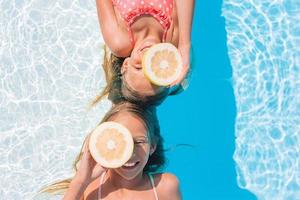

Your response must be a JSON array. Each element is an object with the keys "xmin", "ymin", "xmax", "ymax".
[
  {"xmin": 172, "ymin": 0, "xmax": 195, "ymax": 85},
  {"xmin": 62, "ymin": 179, "xmax": 89, "ymax": 200},
  {"xmin": 175, "ymin": 0, "xmax": 194, "ymax": 46},
  {"xmin": 63, "ymin": 136, "xmax": 106, "ymax": 200},
  {"xmin": 96, "ymin": 0, "xmax": 131, "ymax": 57}
]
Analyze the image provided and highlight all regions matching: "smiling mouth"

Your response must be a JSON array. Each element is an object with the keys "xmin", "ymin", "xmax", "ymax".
[
  {"xmin": 140, "ymin": 45, "xmax": 152, "ymax": 52},
  {"xmin": 122, "ymin": 161, "xmax": 140, "ymax": 170},
  {"xmin": 139, "ymin": 40, "xmax": 157, "ymax": 52}
]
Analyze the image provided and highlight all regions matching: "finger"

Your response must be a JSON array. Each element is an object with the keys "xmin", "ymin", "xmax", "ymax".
[
  {"xmin": 169, "ymin": 65, "xmax": 189, "ymax": 86},
  {"xmin": 81, "ymin": 134, "xmax": 94, "ymax": 160},
  {"xmin": 91, "ymin": 164, "xmax": 108, "ymax": 181},
  {"xmin": 95, "ymin": 164, "xmax": 108, "ymax": 172}
]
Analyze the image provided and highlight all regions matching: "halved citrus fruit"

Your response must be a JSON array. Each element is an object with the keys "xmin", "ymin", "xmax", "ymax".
[
  {"xmin": 89, "ymin": 121, "xmax": 134, "ymax": 168},
  {"xmin": 142, "ymin": 43, "xmax": 183, "ymax": 86}
]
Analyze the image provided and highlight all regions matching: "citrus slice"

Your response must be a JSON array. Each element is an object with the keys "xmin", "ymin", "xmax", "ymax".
[
  {"xmin": 89, "ymin": 121, "xmax": 134, "ymax": 168},
  {"xmin": 142, "ymin": 43, "xmax": 183, "ymax": 86}
]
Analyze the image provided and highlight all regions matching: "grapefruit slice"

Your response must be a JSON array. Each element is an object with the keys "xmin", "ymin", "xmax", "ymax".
[
  {"xmin": 142, "ymin": 43, "xmax": 183, "ymax": 86},
  {"xmin": 89, "ymin": 121, "xmax": 134, "ymax": 168}
]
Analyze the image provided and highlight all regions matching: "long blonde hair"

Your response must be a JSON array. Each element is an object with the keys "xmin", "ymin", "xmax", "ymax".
[
  {"xmin": 91, "ymin": 47, "xmax": 172, "ymax": 107},
  {"xmin": 90, "ymin": 47, "xmax": 125, "ymax": 106},
  {"xmin": 39, "ymin": 102, "xmax": 165, "ymax": 194}
]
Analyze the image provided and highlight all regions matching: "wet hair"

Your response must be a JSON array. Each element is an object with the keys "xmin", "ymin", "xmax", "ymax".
[
  {"xmin": 91, "ymin": 47, "xmax": 171, "ymax": 107},
  {"xmin": 39, "ymin": 101, "xmax": 165, "ymax": 194}
]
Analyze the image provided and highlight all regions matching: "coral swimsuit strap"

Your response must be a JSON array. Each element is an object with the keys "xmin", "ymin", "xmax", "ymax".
[
  {"xmin": 112, "ymin": 0, "xmax": 174, "ymax": 46},
  {"xmin": 97, "ymin": 172, "xmax": 159, "ymax": 200}
]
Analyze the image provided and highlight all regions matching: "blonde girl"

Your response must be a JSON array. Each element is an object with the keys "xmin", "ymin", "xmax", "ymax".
[
  {"xmin": 41, "ymin": 102, "xmax": 181, "ymax": 200},
  {"xmin": 94, "ymin": 0, "xmax": 194, "ymax": 105}
]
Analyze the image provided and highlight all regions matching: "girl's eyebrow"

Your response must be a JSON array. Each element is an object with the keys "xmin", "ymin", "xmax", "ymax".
[{"xmin": 133, "ymin": 136, "xmax": 148, "ymax": 140}]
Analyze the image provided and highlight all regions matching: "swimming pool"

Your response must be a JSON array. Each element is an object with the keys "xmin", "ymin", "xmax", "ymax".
[
  {"xmin": 1, "ymin": 0, "xmax": 299, "ymax": 199},
  {"xmin": 223, "ymin": 0, "xmax": 300, "ymax": 199}
]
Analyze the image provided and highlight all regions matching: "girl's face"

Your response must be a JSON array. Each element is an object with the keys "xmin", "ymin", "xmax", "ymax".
[
  {"xmin": 110, "ymin": 112, "xmax": 155, "ymax": 180},
  {"xmin": 121, "ymin": 39, "xmax": 166, "ymax": 96}
]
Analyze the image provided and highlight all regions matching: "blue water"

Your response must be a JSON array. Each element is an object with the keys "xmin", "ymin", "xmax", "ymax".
[
  {"xmin": 158, "ymin": 0, "xmax": 300, "ymax": 199},
  {"xmin": 222, "ymin": 0, "xmax": 300, "ymax": 199},
  {"xmin": 158, "ymin": 1, "xmax": 257, "ymax": 199}
]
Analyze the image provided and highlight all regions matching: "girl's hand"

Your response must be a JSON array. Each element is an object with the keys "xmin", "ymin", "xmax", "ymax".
[
  {"xmin": 63, "ymin": 136, "xmax": 107, "ymax": 200},
  {"xmin": 171, "ymin": 43, "xmax": 191, "ymax": 86},
  {"xmin": 73, "ymin": 135, "xmax": 107, "ymax": 187}
]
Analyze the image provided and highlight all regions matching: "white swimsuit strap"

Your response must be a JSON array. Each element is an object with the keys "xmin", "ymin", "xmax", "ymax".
[
  {"xmin": 98, "ymin": 170, "xmax": 107, "ymax": 200},
  {"xmin": 148, "ymin": 173, "xmax": 159, "ymax": 200}
]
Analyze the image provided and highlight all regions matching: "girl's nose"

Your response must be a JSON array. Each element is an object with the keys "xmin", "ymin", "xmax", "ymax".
[
  {"xmin": 131, "ymin": 51, "xmax": 143, "ymax": 69},
  {"xmin": 131, "ymin": 146, "xmax": 137, "ymax": 157},
  {"xmin": 132, "ymin": 61, "xmax": 142, "ymax": 69}
]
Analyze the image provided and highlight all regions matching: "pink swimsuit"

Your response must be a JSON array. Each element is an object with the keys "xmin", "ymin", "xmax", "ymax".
[{"xmin": 112, "ymin": 0, "xmax": 174, "ymax": 45}]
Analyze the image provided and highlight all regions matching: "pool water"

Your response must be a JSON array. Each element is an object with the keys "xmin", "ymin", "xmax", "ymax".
[
  {"xmin": 158, "ymin": 0, "xmax": 257, "ymax": 199},
  {"xmin": 160, "ymin": 0, "xmax": 300, "ymax": 199}
]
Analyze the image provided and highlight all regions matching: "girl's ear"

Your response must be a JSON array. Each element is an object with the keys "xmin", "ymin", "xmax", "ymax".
[
  {"xmin": 150, "ymin": 143, "xmax": 157, "ymax": 155},
  {"xmin": 121, "ymin": 57, "xmax": 130, "ymax": 74}
]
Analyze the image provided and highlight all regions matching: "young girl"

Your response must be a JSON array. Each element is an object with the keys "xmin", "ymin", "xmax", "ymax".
[
  {"xmin": 41, "ymin": 102, "xmax": 182, "ymax": 200},
  {"xmin": 91, "ymin": 48, "xmax": 172, "ymax": 106},
  {"xmin": 93, "ymin": 0, "xmax": 194, "ymax": 106}
]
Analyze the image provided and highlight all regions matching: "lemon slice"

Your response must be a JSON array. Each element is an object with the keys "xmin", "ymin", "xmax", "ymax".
[
  {"xmin": 142, "ymin": 43, "xmax": 183, "ymax": 86},
  {"xmin": 89, "ymin": 121, "xmax": 134, "ymax": 168}
]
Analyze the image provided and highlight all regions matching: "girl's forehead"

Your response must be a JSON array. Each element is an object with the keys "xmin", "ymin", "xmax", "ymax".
[{"xmin": 109, "ymin": 112, "xmax": 148, "ymax": 136}]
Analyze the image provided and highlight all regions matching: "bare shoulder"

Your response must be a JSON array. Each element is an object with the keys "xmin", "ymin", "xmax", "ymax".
[
  {"xmin": 158, "ymin": 173, "xmax": 180, "ymax": 188},
  {"xmin": 152, "ymin": 173, "xmax": 182, "ymax": 200}
]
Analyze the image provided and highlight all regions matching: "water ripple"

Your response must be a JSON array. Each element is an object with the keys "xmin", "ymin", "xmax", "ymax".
[
  {"xmin": 0, "ymin": 0, "xmax": 109, "ymax": 199},
  {"xmin": 222, "ymin": 0, "xmax": 300, "ymax": 199}
]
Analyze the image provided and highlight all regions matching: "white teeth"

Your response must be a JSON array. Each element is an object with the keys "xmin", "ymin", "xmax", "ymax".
[{"xmin": 124, "ymin": 162, "xmax": 136, "ymax": 167}]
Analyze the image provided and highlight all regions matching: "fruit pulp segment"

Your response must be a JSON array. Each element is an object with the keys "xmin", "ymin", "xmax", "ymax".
[
  {"xmin": 150, "ymin": 50, "xmax": 178, "ymax": 79},
  {"xmin": 95, "ymin": 128, "xmax": 127, "ymax": 161}
]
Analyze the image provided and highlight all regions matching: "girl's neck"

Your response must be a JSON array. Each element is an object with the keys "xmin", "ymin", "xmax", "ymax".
[
  {"xmin": 134, "ymin": 28, "xmax": 162, "ymax": 47},
  {"xmin": 108, "ymin": 170, "xmax": 147, "ymax": 190},
  {"xmin": 132, "ymin": 17, "xmax": 164, "ymax": 45}
]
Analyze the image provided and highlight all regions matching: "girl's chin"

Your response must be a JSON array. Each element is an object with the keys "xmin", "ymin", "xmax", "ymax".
[
  {"xmin": 137, "ymin": 38, "xmax": 160, "ymax": 51},
  {"xmin": 116, "ymin": 162, "xmax": 144, "ymax": 180},
  {"xmin": 117, "ymin": 171, "xmax": 142, "ymax": 181}
]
